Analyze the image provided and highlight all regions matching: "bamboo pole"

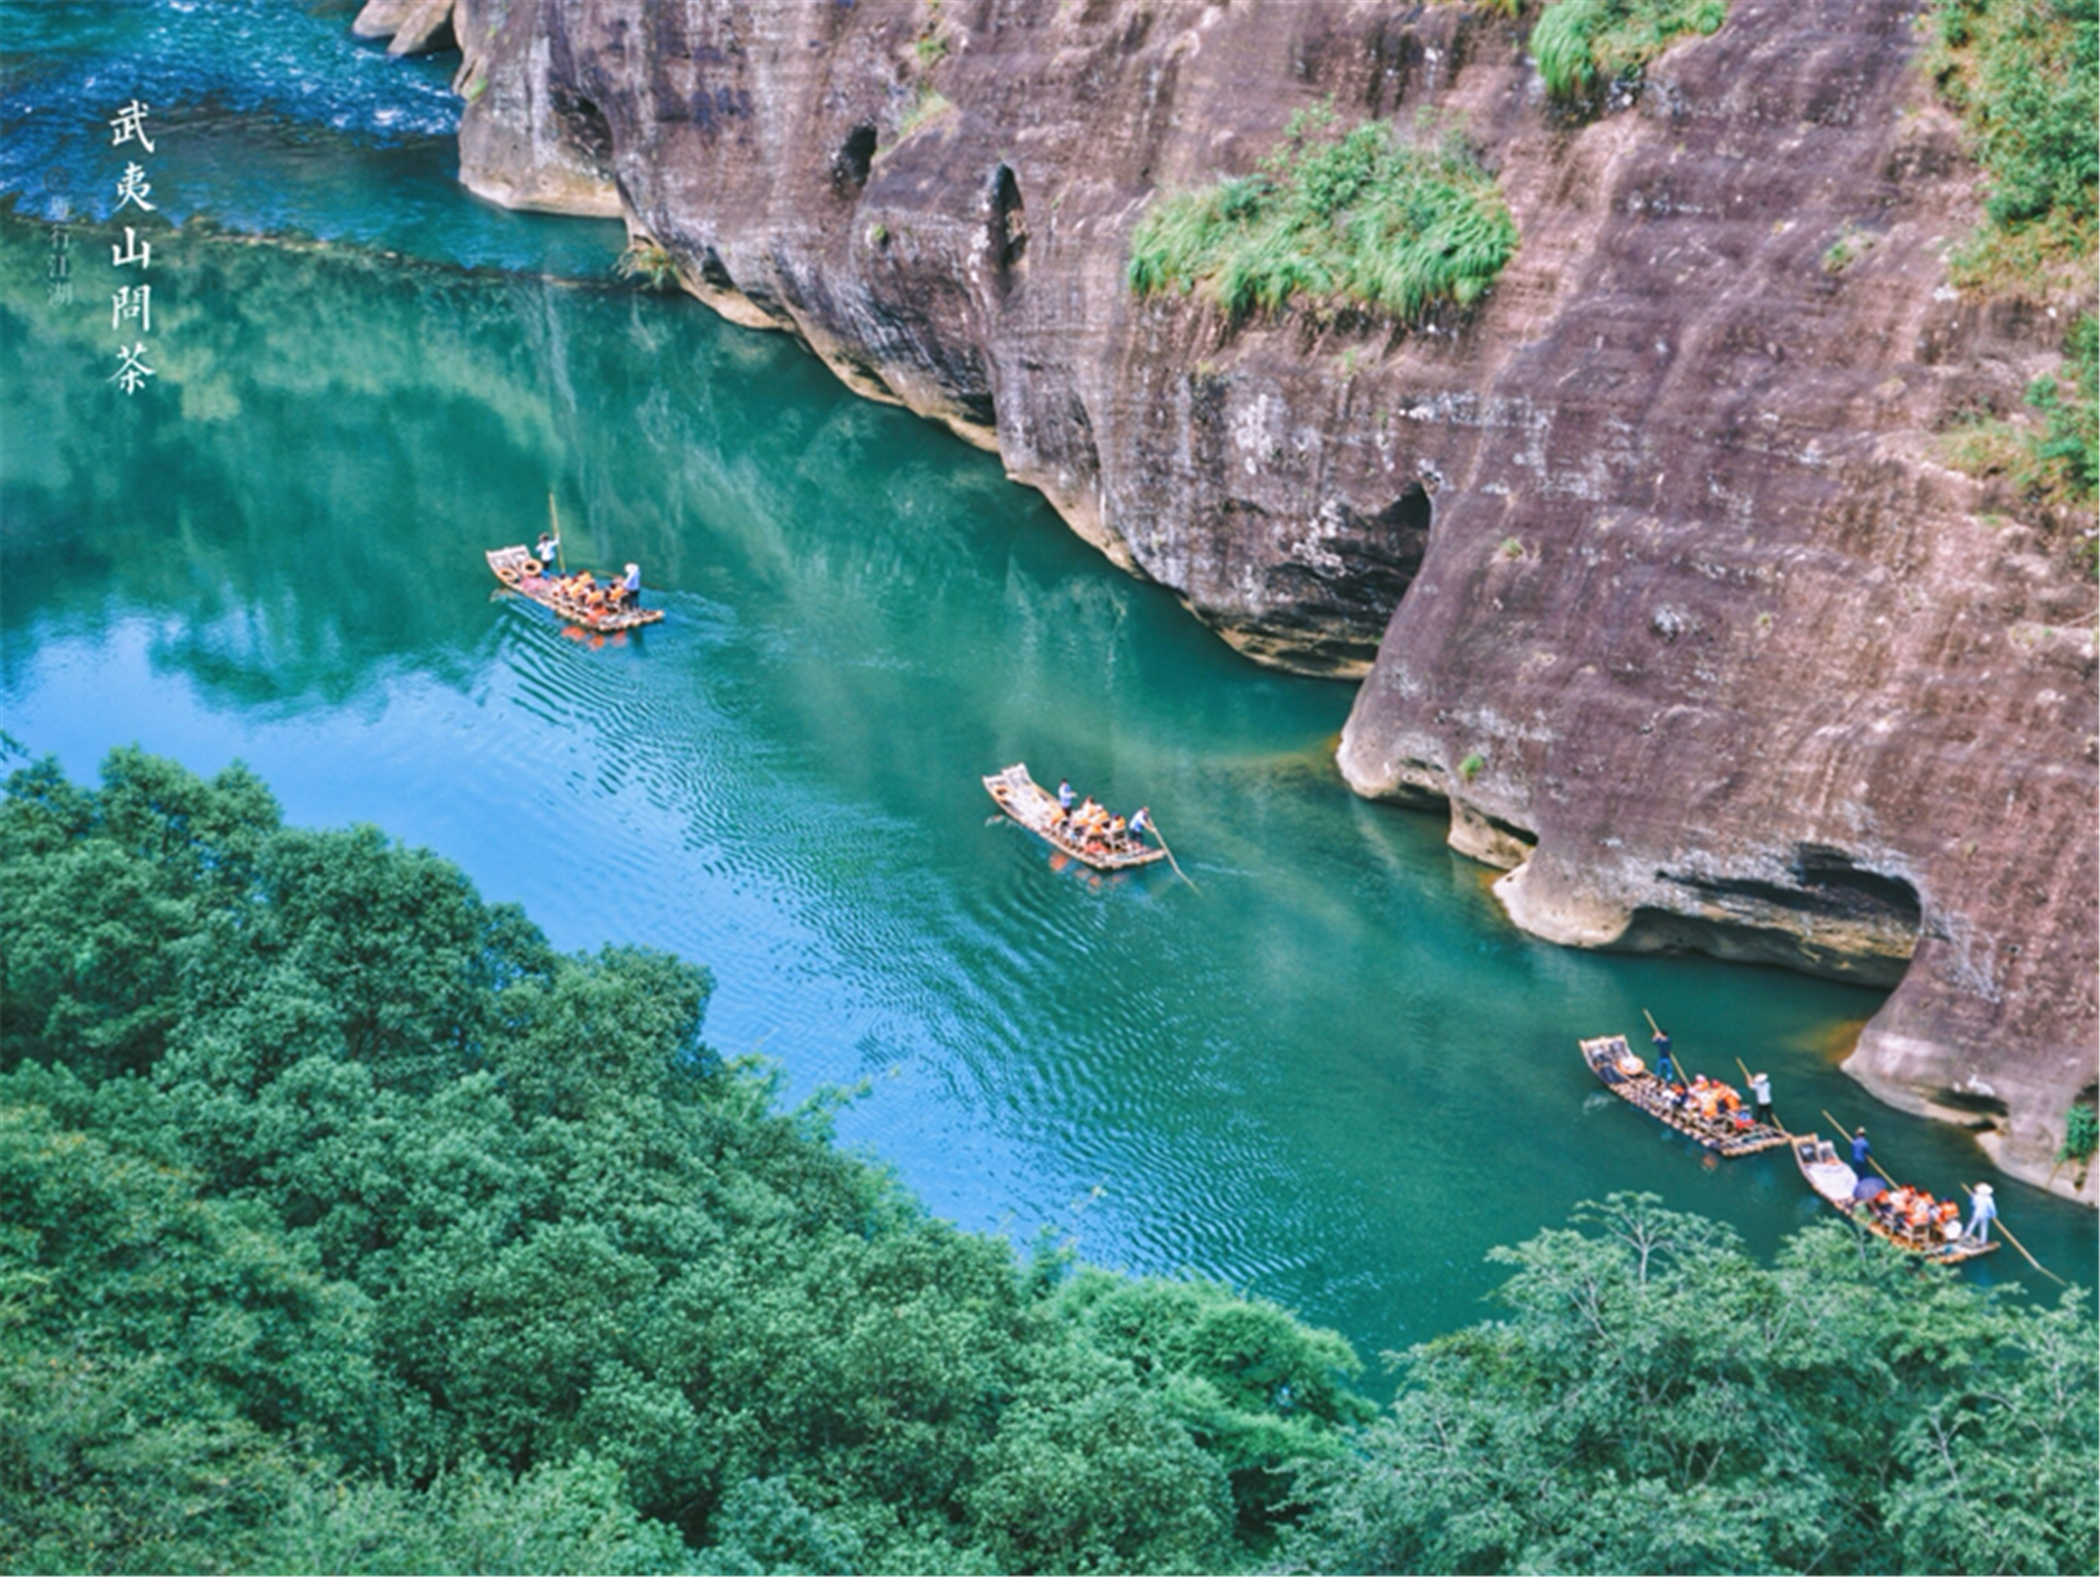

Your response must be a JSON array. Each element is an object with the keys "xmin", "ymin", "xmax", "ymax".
[
  {"xmin": 549, "ymin": 494, "xmax": 567, "ymax": 573},
  {"xmin": 1959, "ymin": 1183, "xmax": 2065, "ymax": 1284},
  {"xmin": 1149, "ymin": 821, "xmax": 1198, "ymax": 893}
]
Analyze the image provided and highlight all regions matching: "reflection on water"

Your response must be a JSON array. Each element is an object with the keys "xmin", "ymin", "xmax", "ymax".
[{"xmin": 2, "ymin": 217, "xmax": 2092, "ymax": 1364}]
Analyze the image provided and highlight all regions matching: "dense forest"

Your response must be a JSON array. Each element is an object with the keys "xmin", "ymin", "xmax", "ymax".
[{"xmin": 1, "ymin": 750, "xmax": 2092, "ymax": 1575}]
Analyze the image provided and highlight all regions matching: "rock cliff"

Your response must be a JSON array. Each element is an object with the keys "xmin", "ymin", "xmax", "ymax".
[{"xmin": 359, "ymin": 0, "xmax": 2096, "ymax": 1198}]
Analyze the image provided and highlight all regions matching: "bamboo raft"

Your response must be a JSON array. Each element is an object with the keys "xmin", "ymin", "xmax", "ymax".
[
  {"xmin": 983, "ymin": 764, "xmax": 1167, "ymax": 872},
  {"xmin": 1791, "ymin": 1133, "xmax": 1999, "ymax": 1262},
  {"xmin": 1579, "ymin": 1035, "xmax": 1791, "ymax": 1156},
  {"xmin": 487, "ymin": 546, "xmax": 663, "ymax": 631}
]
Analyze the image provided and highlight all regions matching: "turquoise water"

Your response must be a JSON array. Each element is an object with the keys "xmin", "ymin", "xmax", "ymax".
[{"xmin": 2, "ymin": 4, "xmax": 2090, "ymax": 1369}]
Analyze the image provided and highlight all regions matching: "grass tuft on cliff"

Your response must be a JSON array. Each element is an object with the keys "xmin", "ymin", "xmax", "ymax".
[
  {"xmin": 1530, "ymin": 0, "xmax": 1729, "ymax": 104},
  {"xmin": 1127, "ymin": 107, "xmax": 1518, "ymax": 327},
  {"xmin": 1926, "ymin": 0, "xmax": 2097, "ymax": 299}
]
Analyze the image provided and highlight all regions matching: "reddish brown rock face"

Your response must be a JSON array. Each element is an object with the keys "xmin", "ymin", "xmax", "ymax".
[{"xmin": 371, "ymin": 0, "xmax": 2095, "ymax": 1197}]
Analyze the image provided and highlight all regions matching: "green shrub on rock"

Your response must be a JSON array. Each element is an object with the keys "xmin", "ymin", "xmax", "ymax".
[
  {"xmin": 2025, "ymin": 311, "xmax": 2098, "ymax": 501},
  {"xmin": 1127, "ymin": 106, "xmax": 1518, "ymax": 327},
  {"xmin": 2060, "ymin": 1099, "xmax": 2099, "ymax": 1164},
  {"xmin": 1928, "ymin": 0, "xmax": 2098, "ymax": 296}
]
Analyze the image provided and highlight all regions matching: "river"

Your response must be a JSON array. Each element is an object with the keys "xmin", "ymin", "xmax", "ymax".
[{"xmin": 2, "ymin": 0, "xmax": 2089, "ymax": 1369}]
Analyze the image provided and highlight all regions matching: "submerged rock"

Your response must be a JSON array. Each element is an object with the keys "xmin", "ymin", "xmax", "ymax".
[{"xmin": 417, "ymin": 0, "xmax": 2094, "ymax": 1198}]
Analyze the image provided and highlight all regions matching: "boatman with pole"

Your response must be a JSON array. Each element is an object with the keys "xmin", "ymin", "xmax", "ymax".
[
  {"xmin": 1851, "ymin": 1126, "xmax": 1872, "ymax": 1173},
  {"xmin": 1650, "ymin": 1023, "xmax": 1674, "ymax": 1085},
  {"xmin": 542, "ymin": 494, "xmax": 566, "ymax": 572},
  {"xmin": 1963, "ymin": 1182, "xmax": 1997, "ymax": 1244},
  {"xmin": 1749, "ymin": 1070, "xmax": 1774, "ymax": 1126}
]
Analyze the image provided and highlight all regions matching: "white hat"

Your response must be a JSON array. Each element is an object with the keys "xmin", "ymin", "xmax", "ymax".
[
  {"xmin": 626, "ymin": 563, "xmax": 639, "ymax": 573},
  {"xmin": 1975, "ymin": 1183, "xmax": 1993, "ymax": 1197}
]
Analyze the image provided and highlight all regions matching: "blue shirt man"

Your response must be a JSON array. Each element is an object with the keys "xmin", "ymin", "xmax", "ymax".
[
  {"xmin": 1651, "ymin": 1028, "xmax": 1674, "ymax": 1085},
  {"xmin": 1851, "ymin": 1128, "xmax": 1871, "ymax": 1170}
]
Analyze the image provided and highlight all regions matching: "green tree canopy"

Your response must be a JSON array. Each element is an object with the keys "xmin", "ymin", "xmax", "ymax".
[
  {"xmin": 1283, "ymin": 1193, "xmax": 2098, "ymax": 1576},
  {"xmin": 0, "ymin": 750, "xmax": 1368, "ymax": 1574}
]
